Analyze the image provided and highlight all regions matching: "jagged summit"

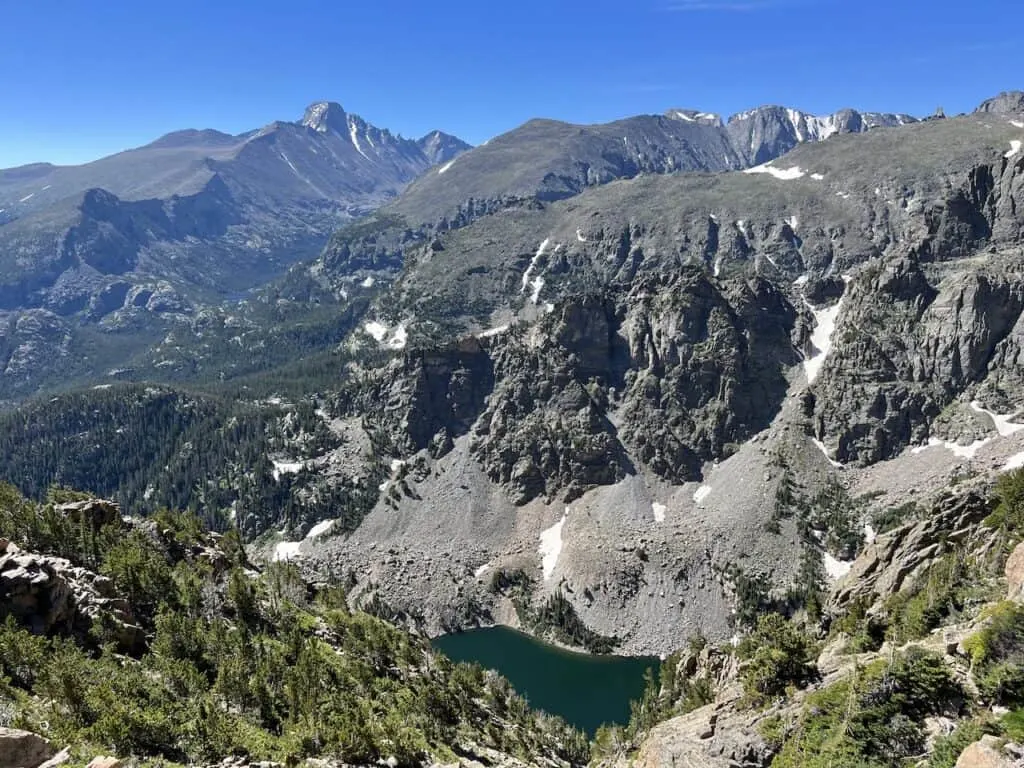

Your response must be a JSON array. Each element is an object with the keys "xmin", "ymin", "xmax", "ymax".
[
  {"xmin": 417, "ymin": 129, "xmax": 473, "ymax": 165},
  {"xmin": 300, "ymin": 100, "xmax": 349, "ymax": 133}
]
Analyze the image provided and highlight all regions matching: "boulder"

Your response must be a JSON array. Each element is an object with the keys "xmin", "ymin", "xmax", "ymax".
[
  {"xmin": 1006, "ymin": 541, "xmax": 1024, "ymax": 602},
  {"xmin": 955, "ymin": 735, "xmax": 1019, "ymax": 768},
  {"xmin": 0, "ymin": 546, "xmax": 143, "ymax": 650},
  {"xmin": 55, "ymin": 499, "xmax": 120, "ymax": 530},
  {"xmin": 85, "ymin": 758, "xmax": 121, "ymax": 768},
  {"xmin": 0, "ymin": 728, "xmax": 55, "ymax": 768}
]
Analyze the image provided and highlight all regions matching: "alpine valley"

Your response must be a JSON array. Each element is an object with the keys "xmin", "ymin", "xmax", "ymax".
[{"xmin": 4, "ymin": 90, "xmax": 1024, "ymax": 768}]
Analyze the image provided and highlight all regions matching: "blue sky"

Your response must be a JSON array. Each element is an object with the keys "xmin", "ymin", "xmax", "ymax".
[{"xmin": 0, "ymin": 0, "xmax": 1019, "ymax": 167}]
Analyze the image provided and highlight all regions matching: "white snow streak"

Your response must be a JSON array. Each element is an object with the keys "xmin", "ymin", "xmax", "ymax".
[
  {"xmin": 803, "ymin": 276, "xmax": 851, "ymax": 384},
  {"xmin": 18, "ymin": 193, "xmax": 34, "ymax": 203},
  {"xmin": 970, "ymin": 401, "xmax": 1024, "ymax": 436},
  {"xmin": 743, "ymin": 163, "xmax": 805, "ymax": 180},
  {"xmin": 693, "ymin": 485, "xmax": 712, "ymax": 504},
  {"xmin": 360, "ymin": 276, "xmax": 375, "ymax": 288},
  {"xmin": 306, "ymin": 519, "xmax": 335, "ymax": 539},
  {"xmin": 785, "ymin": 215, "xmax": 799, "ymax": 230},
  {"xmin": 652, "ymin": 502, "xmax": 667, "ymax": 523},
  {"xmin": 812, "ymin": 438, "xmax": 843, "ymax": 468},
  {"xmin": 911, "ymin": 437, "xmax": 992, "ymax": 459},
  {"xmin": 1006, "ymin": 140, "xmax": 1022, "ymax": 159},
  {"xmin": 479, "ymin": 324, "xmax": 510, "ymax": 338},
  {"xmin": 538, "ymin": 508, "xmax": 568, "ymax": 581},
  {"xmin": 576, "ymin": 229, "xmax": 588, "ymax": 242},
  {"xmin": 474, "ymin": 563, "xmax": 492, "ymax": 578},
  {"xmin": 438, "ymin": 160, "xmax": 455, "ymax": 174},
  {"xmin": 1010, "ymin": 120, "xmax": 1024, "ymax": 129},
  {"xmin": 810, "ymin": 172, "xmax": 825, "ymax": 180},
  {"xmin": 349, "ymin": 120, "xmax": 370, "ymax": 159},
  {"xmin": 521, "ymin": 238, "xmax": 550, "ymax": 305}
]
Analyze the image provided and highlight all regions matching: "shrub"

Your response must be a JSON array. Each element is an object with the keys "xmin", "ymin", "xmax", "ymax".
[{"xmin": 738, "ymin": 613, "xmax": 817, "ymax": 706}]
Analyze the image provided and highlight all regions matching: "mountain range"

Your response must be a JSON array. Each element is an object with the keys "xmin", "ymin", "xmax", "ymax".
[
  {"xmin": 2, "ymin": 88, "xmax": 1024, "ymax": 768},
  {"xmin": 0, "ymin": 90, "xmax": 1020, "ymax": 636}
]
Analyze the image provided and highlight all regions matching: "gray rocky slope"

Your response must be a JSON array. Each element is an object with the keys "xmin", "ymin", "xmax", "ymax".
[{"xmin": 266, "ymin": 100, "xmax": 1024, "ymax": 656}]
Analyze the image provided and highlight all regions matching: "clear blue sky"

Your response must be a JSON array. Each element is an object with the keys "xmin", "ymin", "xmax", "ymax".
[{"xmin": 1, "ymin": 0, "xmax": 1019, "ymax": 167}]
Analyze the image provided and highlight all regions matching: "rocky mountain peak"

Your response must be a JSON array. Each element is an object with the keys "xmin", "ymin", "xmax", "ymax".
[
  {"xmin": 300, "ymin": 101, "xmax": 349, "ymax": 133},
  {"xmin": 975, "ymin": 90, "xmax": 1024, "ymax": 114},
  {"xmin": 417, "ymin": 129, "xmax": 473, "ymax": 165}
]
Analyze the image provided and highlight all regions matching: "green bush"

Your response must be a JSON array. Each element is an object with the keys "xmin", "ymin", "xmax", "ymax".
[{"xmin": 738, "ymin": 614, "xmax": 817, "ymax": 706}]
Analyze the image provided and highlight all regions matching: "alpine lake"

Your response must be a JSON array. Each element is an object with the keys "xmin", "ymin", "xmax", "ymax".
[{"xmin": 432, "ymin": 626, "xmax": 659, "ymax": 735}]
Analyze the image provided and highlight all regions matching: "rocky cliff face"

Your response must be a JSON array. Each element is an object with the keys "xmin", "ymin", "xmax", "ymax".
[{"xmin": 286, "ymin": 108, "xmax": 1024, "ymax": 655}]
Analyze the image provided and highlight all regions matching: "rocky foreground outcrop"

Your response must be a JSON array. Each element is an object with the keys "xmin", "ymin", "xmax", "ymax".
[
  {"xmin": 0, "ymin": 537, "xmax": 143, "ymax": 650},
  {"xmin": 0, "ymin": 729, "xmax": 55, "ymax": 768},
  {"xmin": 955, "ymin": 736, "xmax": 1024, "ymax": 767}
]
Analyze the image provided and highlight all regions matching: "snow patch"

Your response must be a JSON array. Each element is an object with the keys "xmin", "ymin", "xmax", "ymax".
[
  {"xmin": 970, "ymin": 401, "xmax": 1024, "ymax": 436},
  {"xmin": 349, "ymin": 119, "xmax": 370, "ymax": 159},
  {"xmin": 673, "ymin": 110, "xmax": 695, "ymax": 122},
  {"xmin": 363, "ymin": 321, "xmax": 388, "ymax": 341},
  {"xmin": 1010, "ymin": 120, "xmax": 1024, "ymax": 129},
  {"xmin": 1006, "ymin": 140, "xmax": 1022, "ymax": 159},
  {"xmin": 479, "ymin": 324, "xmax": 510, "ymax": 338},
  {"xmin": 360, "ymin": 276, "xmax": 375, "ymax": 288},
  {"xmin": 652, "ymin": 502, "xmax": 667, "ymax": 523},
  {"xmin": 438, "ymin": 160, "xmax": 455, "ymax": 174},
  {"xmin": 538, "ymin": 508, "xmax": 568, "ymax": 581},
  {"xmin": 385, "ymin": 325, "xmax": 407, "ymax": 350},
  {"xmin": 911, "ymin": 436, "xmax": 992, "ymax": 459},
  {"xmin": 824, "ymin": 552, "xmax": 852, "ymax": 581},
  {"xmin": 18, "ymin": 193, "xmax": 34, "ymax": 203},
  {"xmin": 272, "ymin": 460, "xmax": 304, "ymax": 481},
  {"xmin": 474, "ymin": 563, "xmax": 491, "ymax": 578},
  {"xmin": 1003, "ymin": 451, "xmax": 1024, "ymax": 472},
  {"xmin": 693, "ymin": 485, "xmax": 712, "ymax": 504},
  {"xmin": 521, "ymin": 238, "xmax": 550, "ymax": 305},
  {"xmin": 803, "ymin": 276, "xmax": 851, "ymax": 384},
  {"xmin": 812, "ymin": 438, "xmax": 843, "ymax": 468},
  {"xmin": 273, "ymin": 541, "xmax": 302, "ymax": 562},
  {"xmin": 810, "ymin": 172, "xmax": 825, "ymax": 180},
  {"xmin": 576, "ymin": 229, "xmax": 588, "ymax": 242},
  {"xmin": 306, "ymin": 519, "xmax": 335, "ymax": 539},
  {"xmin": 743, "ymin": 163, "xmax": 805, "ymax": 180},
  {"xmin": 785, "ymin": 215, "xmax": 799, "ymax": 230}
]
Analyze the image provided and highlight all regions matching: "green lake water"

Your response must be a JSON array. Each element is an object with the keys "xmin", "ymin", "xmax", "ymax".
[{"xmin": 432, "ymin": 626, "xmax": 658, "ymax": 735}]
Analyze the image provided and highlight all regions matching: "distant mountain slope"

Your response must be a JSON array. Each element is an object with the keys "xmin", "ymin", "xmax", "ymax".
[
  {"xmin": 0, "ymin": 102, "xmax": 469, "ymax": 402},
  {"xmin": 385, "ymin": 105, "xmax": 918, "ymax": 226}
]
